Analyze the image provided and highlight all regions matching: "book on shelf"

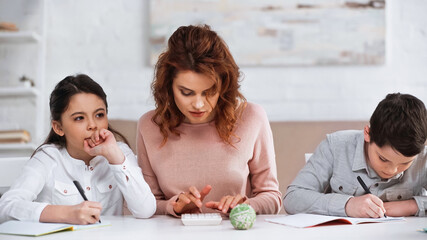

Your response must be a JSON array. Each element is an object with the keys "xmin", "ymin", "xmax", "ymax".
[
  {"xmin": 0, "ymin": 22, "xmax": 18, "ymax": 31},
  {"xmin": 0, "ymin": 130, "xmax": 31, "ymax": 143}
]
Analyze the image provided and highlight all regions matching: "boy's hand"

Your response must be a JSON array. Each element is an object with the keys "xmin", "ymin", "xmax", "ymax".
[
  {"xmin": 383, "ymin": 199, "xmax": 418, "ymax": 217},
  {"xmin": 84, "ymin": 129, "xmax": 124, "ymax": 164},
  {"xmin": 172, "ymin": 185, "xmax": 211, "ymax": 215},
  {"xmin": 205, "ymin": 194, "xmax": 248, "ymax": 214},
  {"xmin": 345, "ymin": 194, "xmax": 386, "ymax": 218}
]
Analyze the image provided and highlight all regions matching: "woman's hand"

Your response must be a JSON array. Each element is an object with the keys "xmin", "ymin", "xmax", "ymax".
[
  {"xmin": 172, "ymin": 185, "xmax": 212, "ymax": 215},
  {"xmin": 84, "ymin": 128, "xmax": 125, "ymax": 164},
  {"xmin": 205, "ymin": 194, "xmax": 248, "ymax": 214}
]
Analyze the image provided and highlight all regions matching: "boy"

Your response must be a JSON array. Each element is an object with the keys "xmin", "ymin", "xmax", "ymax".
[{"xmin": 284, "ymin": 93, "xmax": 427, "ymax": 218}]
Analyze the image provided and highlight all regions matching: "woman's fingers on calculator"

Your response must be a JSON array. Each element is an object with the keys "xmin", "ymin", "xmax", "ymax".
[
  {"xmin": 230, "ymin": 194, "xmax": 247, "ymax": 208},
  {"xmin": 187, "ymin": 194, "xmax": 202, "ymax": 208},
  {"xmin": 222, "ymin": 197, "xmax": 235, "ymax": 213},
  {"xmin": 174, "ymin": 192, "xmax": 202, "ymax": 214},
  {"xmin": 205, "ymin": 194, "xmax": 248, "ymax": 213},
  {"xmin": 199, "ymin": 185, "xmax": 212, "ymax": 201},
  {"xmin": 181, "ymin": 193, "xmax": 201, "ymax": 208},
  {"xmin": 173, "ymin": 198, "xmax": 193, "ymax": 214},
  {"xmin": 179, "ymin": 193, "xmax": 192, "ymax": 204},
  {"xmin": 187, "ymin": 186, "xmax": 207, "ymax": 207},
  {"xmin": 189, "ymin": 186, "xmax": 201, "ymax": 198},
  {"xmin": 173, "ymin": 185, "xmax": 213, "ymax": 214},
  {"xmin": 205, "ymin": 201, "xmax": 219, "ymax": 209}
]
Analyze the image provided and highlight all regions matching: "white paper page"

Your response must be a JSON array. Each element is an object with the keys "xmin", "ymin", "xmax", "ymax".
[
  {"xmin": 266, "ymin": 214, "xmax": 405, "ymax": 228},
  {"xmin": 344, "ymin": 216, "xmax": 405, "ymax": 224},
  {"xmin": 266, "ymin": 214, "xmax": 344, "ymax": 228},
  {"xmin": 0, "ymin": 220, "xmax": 111, "ymax": 236},
  {"xmin": 70, "ymin": 221, "xmax": 111, "ymax": 230},
  {"xmin": 0, "ymin": 221, "xmax": 70, "ymax": 236}
]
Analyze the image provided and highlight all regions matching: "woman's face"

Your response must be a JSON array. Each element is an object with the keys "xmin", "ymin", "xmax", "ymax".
[{"xmin": 172, "ymin": 70, "xmax": 220, "ymax": 124}]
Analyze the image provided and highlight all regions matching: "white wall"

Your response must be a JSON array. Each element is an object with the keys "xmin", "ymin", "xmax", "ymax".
[{"xmin": 23, "ymin": 0, "xmax": 427, "ymax": 134}]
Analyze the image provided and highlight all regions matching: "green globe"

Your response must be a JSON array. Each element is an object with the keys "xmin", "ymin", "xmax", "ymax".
[{"xmin": 229, "ymin": 204, "xmax": 256, "ymax": 230}]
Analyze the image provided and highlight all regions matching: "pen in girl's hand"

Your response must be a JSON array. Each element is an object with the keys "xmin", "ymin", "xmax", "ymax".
[
  {"xmin": 356, "ymin": 176, "xmax": 387, "ymax": 218},
  {"xmin": 73, "ymin": 180, "xmax": 102, "ymax": 223}
]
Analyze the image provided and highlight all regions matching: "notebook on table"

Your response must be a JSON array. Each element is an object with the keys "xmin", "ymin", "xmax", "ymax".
[
  {"xmin": 0, "ymin": 220, "xmax": 111, "ymax": 237},
  {"xmin": 265, "ymin": 213, "xmax": 405, "ymax": 228}
]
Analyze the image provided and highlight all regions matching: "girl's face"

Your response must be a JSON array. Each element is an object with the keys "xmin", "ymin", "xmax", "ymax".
[
  {"xmin": 52, "ymin": 93, "xmax": 108, "ymax": 160},
  {"xmin": 172, "ymin": 70, "xmax": 220, "ymax": 124}
]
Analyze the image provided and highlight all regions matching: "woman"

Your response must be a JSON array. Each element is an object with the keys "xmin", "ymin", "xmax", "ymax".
[{"xmin": 137, "ymin": 25, "xmax": 281, "ymax": 216}]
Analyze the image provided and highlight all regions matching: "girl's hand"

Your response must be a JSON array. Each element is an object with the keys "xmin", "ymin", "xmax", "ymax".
[
  {"xmin": 172, "ymin": 185, "xmax": 212, "ymax": 215},
  {"xmin": 86, "ymin": 129, "xmax": 104, "ymax": 148},
  {"xmin": 68, "ymin": 201, "xmax": 102, "ymax": 225},
  {"xmin": 84, "ymin": 128, "xmax": 125, "ymax": 164},
  {"xmin": 345, "ymin": 194, "xmax": 386, "ymax": 218},
  {"xmin": 205, "ymin": 194, "xmax": 248, "ymax": 214}
]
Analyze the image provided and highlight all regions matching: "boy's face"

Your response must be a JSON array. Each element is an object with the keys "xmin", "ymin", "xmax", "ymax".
[{"xmin": 364, "ymin": 126, "xmax": 417, "ymax": 179}]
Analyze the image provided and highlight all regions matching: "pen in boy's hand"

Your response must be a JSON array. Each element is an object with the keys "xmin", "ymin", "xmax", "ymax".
[
  {"xmin": 356, "ymin": 176, "xmax": 387, "ymax": 218},
  {"xmin": 73, "ymin": 180, "xmax": 102, "ymax": 223}
]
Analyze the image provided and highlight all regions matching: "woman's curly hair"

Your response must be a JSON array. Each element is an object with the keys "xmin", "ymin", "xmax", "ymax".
[{"xmin": 151, "ymin": 24, "xmax": 246, "ymax": 146}]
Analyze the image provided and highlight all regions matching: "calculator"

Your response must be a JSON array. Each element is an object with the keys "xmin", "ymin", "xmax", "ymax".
[{"xmin": 181, "ymin": 213, "xmax": 223, "ymax": 226}]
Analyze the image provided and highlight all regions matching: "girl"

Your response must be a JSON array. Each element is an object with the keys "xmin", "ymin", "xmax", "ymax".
[
  {"xmin": 137, "ymin": 25, "xmax": 282, "ymax": 216},
  {"xmin": 0, "ymin": 74, "xmax": 156, "ymax": 224}
]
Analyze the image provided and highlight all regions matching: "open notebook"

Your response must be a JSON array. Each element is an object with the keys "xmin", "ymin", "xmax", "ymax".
[
  {"xmin": 0, "ymin": 220, "xmax": 111, "ymax": 237},
  {"xmin": 266, "ymin": 213, "xmax": 405, "ymax": 228}
]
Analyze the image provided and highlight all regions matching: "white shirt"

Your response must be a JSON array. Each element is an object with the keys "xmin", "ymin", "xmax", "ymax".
[{"xmin": 0, "ymin": 142, "xmax": 156, "ymax": 223}]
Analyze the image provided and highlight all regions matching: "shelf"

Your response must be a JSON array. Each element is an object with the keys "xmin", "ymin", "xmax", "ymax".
[
  {"xmin": 0, "ymin": 87, "xmax": 39, "ymax": 97},
  {"xmin": 0, "ymin": 143, "xmax": 37, "ymax": 158},
  {"xmin": 0, "ymin": 143, "xmax": 37, "ymax": 151},
  {"xmin": 0, "ymin": 31, "xmax": 41, "ymax": 43}
]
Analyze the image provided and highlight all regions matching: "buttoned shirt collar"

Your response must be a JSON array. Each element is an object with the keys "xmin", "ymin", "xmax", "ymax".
[{"xmin": 60, "ymin": 147, "xmax": 104, "ymax": 170}]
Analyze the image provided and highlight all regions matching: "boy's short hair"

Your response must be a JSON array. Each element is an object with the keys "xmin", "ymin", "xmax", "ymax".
[{"xmin": 369, "ymin": 93, "xmax": 427, "ymax": 157}]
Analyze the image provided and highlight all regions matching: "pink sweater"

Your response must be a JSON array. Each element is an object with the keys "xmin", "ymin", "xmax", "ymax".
[{"xmin": 137, "ymin": 102, "xmax": 282, "ymax": 216}]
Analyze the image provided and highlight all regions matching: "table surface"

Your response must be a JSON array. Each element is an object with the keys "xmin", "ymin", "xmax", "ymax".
[{"xmin": 1, "ymin": 215, "xmax": 426, "ymax": 240}]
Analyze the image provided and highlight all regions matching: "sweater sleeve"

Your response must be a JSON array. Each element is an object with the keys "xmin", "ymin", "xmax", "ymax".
[
  {"xmin": 136, "ymin": 116, "xmax": 177, "ymax": 216},
  {"xmin": 109, "ymin": 143, "xmax": 156, "ymax": 218},
  {"xmin": 246, "ymin": 106, "xmax": 282, "ymax": 214},
  {"xmin": 0, "ymin": 151, "xmax": 52, "ymax": 223}
]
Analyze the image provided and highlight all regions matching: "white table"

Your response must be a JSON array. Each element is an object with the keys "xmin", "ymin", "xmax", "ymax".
[{"xmin": 1, "ymin": 215, "xmax": 426, "ymax": 240}]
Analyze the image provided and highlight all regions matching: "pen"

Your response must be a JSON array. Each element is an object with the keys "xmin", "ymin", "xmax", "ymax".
[
  {"xmin": 356, "ymin": 176, "xmax": 387, "ymax": 218},
  {"xmin": 73, "ymin": 180, "xmax": 101, "ymax": 223}
]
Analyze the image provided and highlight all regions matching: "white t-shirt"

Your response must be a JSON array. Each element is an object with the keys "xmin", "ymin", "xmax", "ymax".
[{"xmin": 0, "ymin": 142, "xmax": 156, "ymax": 223}]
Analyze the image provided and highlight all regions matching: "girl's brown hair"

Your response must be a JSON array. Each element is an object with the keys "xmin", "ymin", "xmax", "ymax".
[
  {"xmin": 32, "ymin": 74, "xmax": 129, "ymax": 157},
  {"xmin": 151, "ymin": 24, "xmax": 246, "ymax": 146}
]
